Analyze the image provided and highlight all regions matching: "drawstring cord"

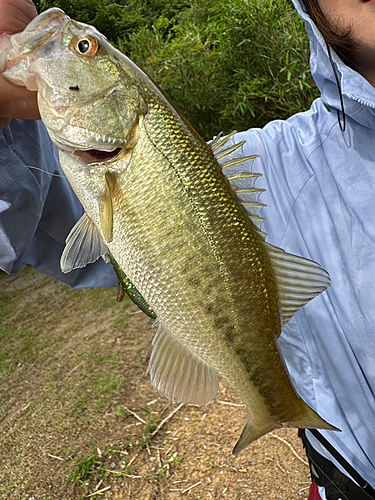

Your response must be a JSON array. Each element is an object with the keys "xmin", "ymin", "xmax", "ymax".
[{"xmin": 327, "ymin": 44, "xmax": 346, "ymax": 133}]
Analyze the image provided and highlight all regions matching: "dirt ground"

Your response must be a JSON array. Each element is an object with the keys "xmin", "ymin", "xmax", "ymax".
[{"xmin": 0, "ymin": 267, "xmax": 312, "ymax": 500}]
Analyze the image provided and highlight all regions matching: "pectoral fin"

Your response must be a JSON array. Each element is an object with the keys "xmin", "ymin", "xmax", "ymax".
[
  {"xmin": 148, "ymin": 323, "xmax": 219, "ymax": 405},
  {"xmin": 99, "ymin": 172, "xmax": 119, "ymax": 243},
  {"xmin": 99, "ymin": 192, "xmax": 113, "ymax": 243},
  {"xmin": 60, "ymin": 213, "xmax": 108, "ymax": 273}
]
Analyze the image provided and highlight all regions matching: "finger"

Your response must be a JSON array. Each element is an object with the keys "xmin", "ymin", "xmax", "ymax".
[
  {"xmin": 0, "ymin": 73, "xmax": 40, "ymax": 120},
  {"xmin": 0, "ymin": 117, "xmax": 11, "ymax": 130},
  {"xmin": 0, "ymin": 0, "xmax": 38, "ymax": 34}
]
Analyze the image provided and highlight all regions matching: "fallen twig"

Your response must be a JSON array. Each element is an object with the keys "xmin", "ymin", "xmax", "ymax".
[
  {"xmin": 128, "ymin": 451, "xmax": 140, "ymax": 467},
  {"xmin": 276, "ymin": 459, "xmax": 286, "ymax": 474},
  {"xmin": 48, "ymin": 453, "xmax": 64, "ymax": 461},
  {"xmin": 126, "ymin": 403, "xmax": 184, "ymax": 468},
  {"xmin": 94, "ymin": 479, "xmax": 103, "ymax": 492},
  {"xmin": 268, "ymin": 432, "xmax": 309, "ymax": 466},
  {"xmin": 299, "ymin": 486, "xmax": 311, "ymax": 492},
  {"xmin": 150, "ymin": 403, "xmax": 184, "ymax": 438},
  {"xmin": 146, "ymin": 398, "xmax": 159, "ymax": 405},
  {"xmin": 87, "ymin": 485, "xmax": 111, "ymax": 497},
  {"xmin": 65, "ymin": 361, "xmax": 86, "ymax": 379},
  {"xmin": 123, "ymin": 407, "xmax": 147, "ymax": 425},
  {"xmin": 181, "ymin": 481, "xmax": 201, "ymax": 494},
  {"xmin": 156, "ymin": 447, "xmax": 162, "ymax": 468},
  {"xmin": 217, "ymin": 400, "xmax": 246, "ymax": 407}
]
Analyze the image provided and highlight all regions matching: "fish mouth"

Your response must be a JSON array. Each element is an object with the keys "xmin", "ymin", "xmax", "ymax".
[
  {"xmin": 73, "ymin": 147, "xmax": 123, "ymax": 165},
  {"xmin": 51, "ymin": 117, "xmax": 140, "ymax": 168}
]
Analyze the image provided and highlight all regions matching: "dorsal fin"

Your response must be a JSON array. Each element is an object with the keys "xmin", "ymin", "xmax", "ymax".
[
  {"xmin": 265, "ymin": 242, "xmax": 330, "ymax": 328},
  {"xmin": 210, "ymin": 132, "xmax": 266, "ymax": 238},
  {"xmin": 211, "ymin": 132, "xmax": 330, "ymax": 327}
]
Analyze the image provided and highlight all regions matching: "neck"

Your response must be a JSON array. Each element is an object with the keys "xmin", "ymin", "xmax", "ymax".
[
  {"xmin": 352, "ymin": 46, "xmax": 375, "ymax": 88},
  {"xmin": 362, "ymin": 71, "xmax": 375, "ymax": 88}
]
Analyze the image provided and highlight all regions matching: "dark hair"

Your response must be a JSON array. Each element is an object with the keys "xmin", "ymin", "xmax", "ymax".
[{"xmin": 303, "ymin": 0, "xmax": 360, "ymax": 70}]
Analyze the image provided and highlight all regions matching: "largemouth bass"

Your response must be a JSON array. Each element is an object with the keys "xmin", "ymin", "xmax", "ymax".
[{"xmin": 1, "ymin": 8, "xmax": 338, "ymax": 453}]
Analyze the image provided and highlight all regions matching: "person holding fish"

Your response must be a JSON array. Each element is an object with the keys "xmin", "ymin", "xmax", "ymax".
[
  {"xmin": 0, "ymin": 0, "xmax": 117, "ymax": 287},
  {"xmin": 233, "ymin": 1, "xmax": 375, "ymax": 499},
  {"xmin": 1, "ymin": 1, "xmax": 375, "ymax": 500}
]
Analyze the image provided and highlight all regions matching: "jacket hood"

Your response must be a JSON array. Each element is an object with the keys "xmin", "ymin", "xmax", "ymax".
[{"xmin": 292, "ymin": 0, "xmax": 375, "ymax": 128}]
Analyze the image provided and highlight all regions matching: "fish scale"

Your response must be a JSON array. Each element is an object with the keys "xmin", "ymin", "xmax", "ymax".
[
  {"xmin": 1, "ymin": 7, "xmax": 339, "ymax": 453},
  {"xmin": 108, "ymin": 97, "xmax": 301, "ymax": 419}
]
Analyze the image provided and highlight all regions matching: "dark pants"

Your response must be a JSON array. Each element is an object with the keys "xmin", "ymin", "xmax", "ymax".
[{"xmin": 299, "ymin": 430, "xmax": 375, "ymax": 500}]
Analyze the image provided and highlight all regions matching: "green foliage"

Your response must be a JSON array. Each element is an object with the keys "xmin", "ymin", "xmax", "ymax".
[
  {"xmin": 154, "ymin": 453, "xmax": 184, "ymax": 477},
  {"xmin": 141, "ymin": 407, "xmax": 159, "ymax": 435},
  {"xmin": 35, "ymin": 0, "xmax": 319, "ymax": 139},
  {"xmin": 136, "ymin": 408, "xmax": 160, "ymax": 448},
  {"xmin": 69, "ymin": 444, "xmax": 107, "ymax": 485},
  {"xmin": 115, "ymin": 406, "xmax": 130, "ymax": 418},
  {"xmin": 69, "ymin": 443, "xmax": 132, "ymax": 489}
]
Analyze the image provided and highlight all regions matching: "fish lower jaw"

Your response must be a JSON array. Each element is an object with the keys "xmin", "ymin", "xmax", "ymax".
[
  {"xmin": 48, "ymin": 127, "xmax": 123, "ymax": 153},
  {"xmin": 73, "ymin": 147, "xmax": 123, "ymax": 166},
  {"xmin": 51, "ymin": 134, "xmax": 128, "ymax": 170},
  {"xmin": 70, "ymin": 118, "xmax": 140, "ymax": 168}
]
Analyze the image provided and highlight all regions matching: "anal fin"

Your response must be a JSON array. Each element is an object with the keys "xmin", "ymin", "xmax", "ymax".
[{"xmin": 148, "ymin": 323, "xmax": 219, "ymax": 405}]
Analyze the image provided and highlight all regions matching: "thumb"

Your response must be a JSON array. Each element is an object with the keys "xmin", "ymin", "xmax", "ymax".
[
  {"xmin": 0, "ymin": 0, "xmax": 38, "ymax": 35},
  {"xmin": 0, "ymin": 117, "xmax": 11, "ymax": 130}
]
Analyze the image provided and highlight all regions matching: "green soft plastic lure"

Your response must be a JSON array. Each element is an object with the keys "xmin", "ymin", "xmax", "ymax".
[{"xmin": 108, "ymin": 252, "xmax": 156, "ymax": 319}]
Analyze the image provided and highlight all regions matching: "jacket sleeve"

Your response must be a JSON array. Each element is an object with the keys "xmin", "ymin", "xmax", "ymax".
[{"xmin": 0, "ymin": 119, "xmax": 117, "ymax": 289}]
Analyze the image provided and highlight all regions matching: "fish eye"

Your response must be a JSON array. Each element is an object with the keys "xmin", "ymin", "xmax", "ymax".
[{"xmin": 72, "ymin": 35, "xmax": 99, "ymax": 56}]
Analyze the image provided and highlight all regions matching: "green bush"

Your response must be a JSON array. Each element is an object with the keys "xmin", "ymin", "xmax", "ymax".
[{"xmin": 36, "ymin": 0, "xmax": 319, "ymax": 139}]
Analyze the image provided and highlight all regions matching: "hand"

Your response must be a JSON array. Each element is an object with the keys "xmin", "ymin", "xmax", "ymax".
[{"xmin": 0, "ymin": 0, "xmax": 40, "ymax": 129}]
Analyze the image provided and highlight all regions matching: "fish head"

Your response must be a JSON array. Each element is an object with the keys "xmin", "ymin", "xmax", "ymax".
[{"xmin": 2, "ymin": 8, "xmax": 145, "ymax": 173}]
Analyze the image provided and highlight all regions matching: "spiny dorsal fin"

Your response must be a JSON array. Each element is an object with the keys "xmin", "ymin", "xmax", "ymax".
[
  {"xmin": 264, "ymin": 242, "xmax": 330, "ymax": 328},
  {"xmin": 211, "ymin": 133, "xmax": 330, "ymax": 327},
  {"xmin": 211, "ymin": 132, "xmax": 266, "ymax": 238},
  {"xmin": 60, "ymin": 213, "xmax": 108, "ymax": 273},
  {"xmin": 148, "ymin": 323, "xmax": 219, "ymax": 405}
]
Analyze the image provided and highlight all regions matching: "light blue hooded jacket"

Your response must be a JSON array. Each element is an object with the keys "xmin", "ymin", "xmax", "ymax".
[
  {"xmin": 234, "ymin": 0, "xmax": 375, "ymax": 488},
  {"xmin": 0, "ymin": 119, "xmax": 116, "ymax": 287}
]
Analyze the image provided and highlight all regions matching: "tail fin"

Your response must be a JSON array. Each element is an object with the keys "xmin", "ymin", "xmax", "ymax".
[
  {"xmin": 292, "ymin": 400, "xmax": 339, "ymax": 433},
  {"xmin": 233, "ymin": 401, "xmax": 339, "ymax": 456},
  {"xmin": 233, "ymin": 421, "xmax": 276, "ymax": 455}
]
